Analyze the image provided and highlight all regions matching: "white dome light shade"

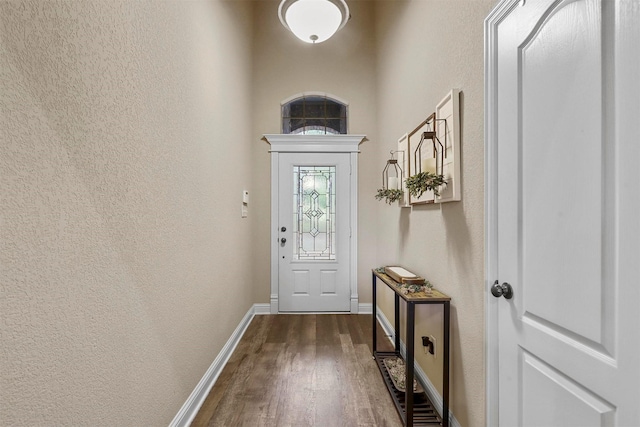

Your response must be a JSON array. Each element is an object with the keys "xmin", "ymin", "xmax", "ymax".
[
  {"xmin": 279, "ymin": 0, "xmax": 349, "ymax": 44},
  {"xmin": 286, "ymin": 0, "xmax": 340, "ymax": 43}
]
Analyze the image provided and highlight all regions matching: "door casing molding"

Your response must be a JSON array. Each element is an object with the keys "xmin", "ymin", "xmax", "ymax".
[
  {"xmin": 263, "ymin": 134, "xmax": 366, "ymax": 314},
  {"xmin": 484, "ymin": 1, "xmax": 519, "ymax": 425}
]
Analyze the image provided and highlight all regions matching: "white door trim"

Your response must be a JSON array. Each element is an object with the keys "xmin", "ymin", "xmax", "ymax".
[
  {"xmin": 484, "ymin": 1, "xmax": 518, "ymax": 425},
  {"xmin": 263, "ymin": 134, "xmax": 366, "ymax": 314}
]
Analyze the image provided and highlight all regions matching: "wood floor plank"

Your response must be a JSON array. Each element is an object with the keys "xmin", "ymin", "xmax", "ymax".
[
  {"xmin": 316, "ymin": 314, "xmax": 340, "ymax": 346},
  {"xmin": 345, "ymin": 314, "xmax": 366, "ymax": 345},
  {"xmin": 193, "ymin": 314, "xmax": 403, "ymax": 427},
  {"xmin": 265, "ymin": 314, "xmax": 291, "ymax": 343},
  {"xmin": 337, "ymin": 333, "xmax": 376, "ymax": 425},
  {"xmin": 336, "ymin": 313, "xmax": 350, "ymax": 335}
]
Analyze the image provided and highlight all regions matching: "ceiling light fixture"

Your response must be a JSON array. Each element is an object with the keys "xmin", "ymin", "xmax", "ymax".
[{"xmin": 278, "ymin": 0, "xmax": 350, "ymax": 44}]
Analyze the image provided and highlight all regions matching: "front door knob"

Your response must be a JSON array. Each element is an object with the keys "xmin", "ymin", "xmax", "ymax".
[
  {"xmin": 491, "ymin": 280, "xmax": 513, "ymax": 299},
  {"xmin": 280, "ymin": 238, "xmax": 287, "ymax": 244},
  {"xmin": 281, "ymin": 227, "xmax": 286, "ymax": 232}
]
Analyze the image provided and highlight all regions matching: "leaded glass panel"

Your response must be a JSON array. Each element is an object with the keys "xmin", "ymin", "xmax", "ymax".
[{"xmin": 292, "ymin": 166, "xmax": 336, "ymax": 261}]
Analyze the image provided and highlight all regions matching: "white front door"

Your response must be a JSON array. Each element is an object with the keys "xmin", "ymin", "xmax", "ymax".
[
  {"xmin": 486, "ymin": 0, "xmax": 639, "ymax": 425},
  {"xmin": 277, "ymin": 152, "xmax": 351, "ymax": 312},
  {"xmin": 264, "ymin": 134, "xmax": 364, "ymax": 313}
]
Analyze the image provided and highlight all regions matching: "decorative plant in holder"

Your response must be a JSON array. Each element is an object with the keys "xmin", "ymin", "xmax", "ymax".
[
  {"xmin": 375, "ymin": 188, "xmax": 404, "ymax": 205},
  {"xmin": 405, "ymin": 172, "xmax": 447, "ymax": 199}
]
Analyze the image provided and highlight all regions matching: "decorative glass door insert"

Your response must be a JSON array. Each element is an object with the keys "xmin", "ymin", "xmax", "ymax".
[{"xmin": 292, "ymin": 166, "xmax": 336, "ymax": 260}]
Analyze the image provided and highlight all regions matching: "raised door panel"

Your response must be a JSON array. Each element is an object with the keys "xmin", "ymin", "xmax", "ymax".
[
  {"xmin": 519, "ymin": 0, "xmax": 612, "ymax": 351},
  {"xmin": 521, "ymin": 351, "xmax": 616, "ymax": 427}
]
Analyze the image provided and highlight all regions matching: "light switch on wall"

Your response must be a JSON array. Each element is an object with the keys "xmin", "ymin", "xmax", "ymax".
[{"xmin": 242, "ymin": 190, "xmax": 249, "ymax": 218}]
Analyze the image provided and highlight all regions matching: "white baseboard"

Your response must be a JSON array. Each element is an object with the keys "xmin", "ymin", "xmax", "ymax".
[
  {"xmin": 253, "ymin": 303, "xmax": 271, "ymax": 315},
  {"xmin": 351, "ymin": 297, "xmax": 359, "ymax": 313},
  {"xmin": 169, "ymin": 305, "xmax": 258, "ymax": 427},
  {"xmin": 358, "ymin": 303, "xmax": 373, "ymax": 314},
  {"xmin": 375, "ymin": 307, "xmax": 461, "ymax": 427}
]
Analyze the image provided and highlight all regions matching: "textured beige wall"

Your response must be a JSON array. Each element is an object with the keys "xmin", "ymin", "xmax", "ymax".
[
  {"xmin": 250, "ymin": 0, "xmax": 379, "ymax": 304},
  {"xmin": 0, "ymin": 1, "xmax": 254, "ymax": 425},
  {"xmin": 2, "ymin": 1, "xmax": 495, "ymax": 425},
  {"xmin": 373, "ymin": 1, "xmax": 495, "ymax": 426}
]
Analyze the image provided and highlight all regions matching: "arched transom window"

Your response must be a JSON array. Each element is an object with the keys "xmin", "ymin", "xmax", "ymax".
[{"xmin": 282, "ymin": 94, "xmax": 348, "ymax": 135}]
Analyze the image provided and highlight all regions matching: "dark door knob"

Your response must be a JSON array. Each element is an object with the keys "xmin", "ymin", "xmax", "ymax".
[
  {"xmin": 281, "ymin": 238, "xmax": 287, "ymax": 244},
  {"xmin": 281, "ymin": 227, "xmax": 286, "ymax": 232},
  {"xmin": 491, "ymin": 280, "xmax": 513, "ymax": 299}
]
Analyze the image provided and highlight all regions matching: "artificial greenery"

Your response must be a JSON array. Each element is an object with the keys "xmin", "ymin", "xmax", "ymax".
[
  {"xmin": 424, "ymin": 280, "xmax": 434, "ymax": 293},
  {"xmin": 375, "ymin": 188, "xmax": 404, "ymax": 204},
  {"xmin": 399, "ymin": 279, "xmax": 434, "ymax": 295},
  {"xmin": 404, "ymin": 172, "xmax": 447, "ymax": 198}
]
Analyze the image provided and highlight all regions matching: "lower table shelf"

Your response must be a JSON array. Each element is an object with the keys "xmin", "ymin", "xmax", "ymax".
[{"xmin": 375, "ymin": 351, "xmax": 442, "ymax": 426}]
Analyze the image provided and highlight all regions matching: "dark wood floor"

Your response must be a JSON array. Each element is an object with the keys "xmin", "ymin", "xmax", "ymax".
[{"xmin": 191, "ymin": 314, "xmax": 403, "ymax": 427}]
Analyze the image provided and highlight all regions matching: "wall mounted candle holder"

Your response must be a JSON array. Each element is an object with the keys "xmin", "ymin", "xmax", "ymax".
[
  {"xmin": 413, "ymin": 113, "xmax": 443, "ymax": 177},
  {"xmin": 405, "ymin": 89, "xmax": 461, "ymax": 205},
  {"xmin": 408, "ymin": 113, "xmax": 445, "ymax": 204},
  {"xmin": 375, "ymin": 151, "xmax": 405, "ymax": 205},
  {"xmin": 382, "ymin": 151, "xmax": 403, "ymax": 191}
]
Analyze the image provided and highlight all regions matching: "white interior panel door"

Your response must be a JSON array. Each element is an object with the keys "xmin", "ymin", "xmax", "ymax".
[
  {"xmin": 487, "ymin": 0, "xmax": 639, "ymax": 425},
  {"xmin": 277, "ymin": 152, "xmax": 351, "ymax": 312}
]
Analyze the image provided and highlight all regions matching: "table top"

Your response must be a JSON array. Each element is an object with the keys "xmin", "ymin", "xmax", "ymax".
[{"xmin": 373, "ymin": 269, "xmax": 451, "ymax": 303}]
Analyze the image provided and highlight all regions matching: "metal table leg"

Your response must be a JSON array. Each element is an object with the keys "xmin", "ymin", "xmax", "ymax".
[
  {"xmin": 443, "ymin": 301, "xmax": 450, "ymax": 427},
  {"xmin": 406, "ymin": 302, "xmax": 415, "ymax": 427},
  {"xmin": 394, "ymin": 293, "xmax": 400, "ymax": 354},
  {"xmin": 372, "ymin": 272, "xmax": 377, "ymax": 356}
]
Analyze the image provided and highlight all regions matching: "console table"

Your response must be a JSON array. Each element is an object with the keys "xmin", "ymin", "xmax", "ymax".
[{"xmin": 372, "ymin": 269, "xmax": 451, "ymax": 427}]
